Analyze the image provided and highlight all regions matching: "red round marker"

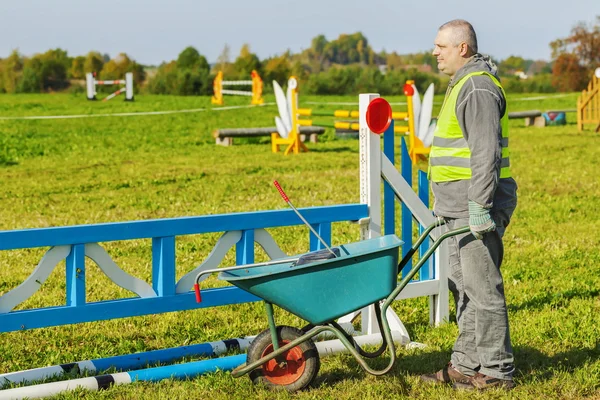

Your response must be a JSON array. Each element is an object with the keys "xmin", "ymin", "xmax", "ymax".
[{"xmin": 365, "ymin": 97, "xmax": 392, "ymax": 134}]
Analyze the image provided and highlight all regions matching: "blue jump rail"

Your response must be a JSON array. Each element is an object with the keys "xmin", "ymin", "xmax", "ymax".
[{"xmin": 0, "ymin": 205, "xmax": 368, "ymax": 333}]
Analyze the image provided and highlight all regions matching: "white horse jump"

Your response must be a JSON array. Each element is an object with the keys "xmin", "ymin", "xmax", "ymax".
[{"xmin": 86, "ymin": 72, "xmax": 134, "ymax": 102}]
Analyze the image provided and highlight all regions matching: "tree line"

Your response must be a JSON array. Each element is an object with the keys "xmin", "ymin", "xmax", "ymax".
[{"xmin": 0, "ymin": 17, "xmax": 597, "ymax": 96}]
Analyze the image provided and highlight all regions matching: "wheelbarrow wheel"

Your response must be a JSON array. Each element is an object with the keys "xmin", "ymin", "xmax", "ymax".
[{"xmin": 247, "ymin": 325, "xmax": 320, "ymax": 392}]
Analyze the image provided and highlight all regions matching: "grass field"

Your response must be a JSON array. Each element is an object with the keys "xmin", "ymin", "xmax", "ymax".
[{"xmin": 0, "ymin": 91, "xmax": 599, "ymax": 399}]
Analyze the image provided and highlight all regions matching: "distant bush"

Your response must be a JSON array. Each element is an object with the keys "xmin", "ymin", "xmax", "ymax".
[
  {"xmin": 300, "ymin": 66, "xmax": 446, "ymax": 96},
  {"xmin": 502, "ymin": 74, "xmax": 556, "ymax": 94},
  {"xmin": 17, "ymin": 64, "xmax": 43, "ymax": 93},
  {"xmin": 146, "ymin": 47, "xmax": 212, "ymax": 96},
  {"xmin": 146, "ymin": 64, "xmax": 212, "ymax": 96}
]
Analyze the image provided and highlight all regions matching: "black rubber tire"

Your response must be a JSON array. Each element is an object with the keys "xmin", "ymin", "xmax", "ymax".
[{"xmin": 247, "ymin": 325, "xmax": 320, "ymax": 392}]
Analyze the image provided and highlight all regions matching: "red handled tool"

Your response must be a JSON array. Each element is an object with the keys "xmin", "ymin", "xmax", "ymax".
[{"xmin": 273, "ymin": 180, "xmax": 337, "ymax": 258}]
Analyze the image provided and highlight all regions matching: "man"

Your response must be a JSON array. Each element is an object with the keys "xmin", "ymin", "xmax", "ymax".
[{"xmin": 420, "ymin": 20, "xmax": 518, "ymax": 390}]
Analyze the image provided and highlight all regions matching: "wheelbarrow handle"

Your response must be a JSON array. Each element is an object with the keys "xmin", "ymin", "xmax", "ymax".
[
  {"xmin": 397, "ymin": 218, "xmax": 442, "ymax": 273},
  {"xmin": 193, "ymin": 257, "xmax": 301, "ymax": 303},
  {"xmin": 392, "ymin": 222, "xmax": 470, "ymax": 301},
  {"xmin": 396, "ymin": 218, "xmax": 470, "ymax": 274}
]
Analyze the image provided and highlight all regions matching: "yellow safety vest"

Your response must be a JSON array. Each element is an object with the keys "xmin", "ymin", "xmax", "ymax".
[{"xmin": 429, "ymin": 71, "xmax": 511, "ymax": 182}]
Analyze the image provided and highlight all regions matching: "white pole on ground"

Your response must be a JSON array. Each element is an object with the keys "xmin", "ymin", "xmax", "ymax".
[{"xmin": 315, "ymin": 331, "xmax": 407, "ymax": 356}]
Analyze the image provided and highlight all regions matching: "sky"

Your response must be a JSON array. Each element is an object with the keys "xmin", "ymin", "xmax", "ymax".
[{"xmin": 0, "ymin": 0, "xmax": 597, "ymax": 66}]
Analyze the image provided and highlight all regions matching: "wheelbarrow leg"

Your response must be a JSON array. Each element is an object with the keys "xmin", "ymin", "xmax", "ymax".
[
  {"xmin": 264, "ymin": 302, "xmax": 280, "ymax": 352},
  {"xmin": 328, "ymin": 302, "xmax": 388, "ymax": 359}
]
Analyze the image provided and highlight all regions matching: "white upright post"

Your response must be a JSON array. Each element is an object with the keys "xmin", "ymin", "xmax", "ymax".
[
  {"xmin": 358, "ymin": 93, "xmax": 381, "ymax": 241},
  {"xmin": 86, "ymin": 73, "xmax": 96, "ymax": 101},
  {"xmin": 125, "ymin": 72, "xmax": 134, "ymax": 101},
  {"xmin": 358, "ymin": 93, "xmax": 383, "ymax": 335}
]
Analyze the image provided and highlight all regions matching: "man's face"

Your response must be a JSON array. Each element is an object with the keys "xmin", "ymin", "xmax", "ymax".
[{"xmin": 432, "ymin": 28, "xmax": 465, "ymax": 77}]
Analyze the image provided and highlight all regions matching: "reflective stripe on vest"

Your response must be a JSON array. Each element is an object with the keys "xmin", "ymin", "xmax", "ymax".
[{"xmin": 429, "ymin": 71, "xmax": 511, "ymax": 182}]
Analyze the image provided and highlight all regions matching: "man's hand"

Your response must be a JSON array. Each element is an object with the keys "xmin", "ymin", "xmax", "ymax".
[{"xmin": 468, "ymin": 200, "xmax": 496, "ymax": 239}]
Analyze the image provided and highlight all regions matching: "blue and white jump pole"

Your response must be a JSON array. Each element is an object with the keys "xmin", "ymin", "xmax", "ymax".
[
  {"xmin": 0, "ymin": 355, "xmax": 247, "ymax": 400},
  {"xmin": 0, "ymin": 337, "xmax": 254, "ymax": 386}
]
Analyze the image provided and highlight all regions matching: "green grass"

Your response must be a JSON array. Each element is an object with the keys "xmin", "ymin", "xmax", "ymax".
[{"xmin": 0, "ymin": 92, "xmax": 599, "ymax": 399}]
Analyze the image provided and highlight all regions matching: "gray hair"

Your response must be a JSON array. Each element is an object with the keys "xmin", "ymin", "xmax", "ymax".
[{"xmin": 439, "ymin": 19, "xmax": 478, "ymax": 54}]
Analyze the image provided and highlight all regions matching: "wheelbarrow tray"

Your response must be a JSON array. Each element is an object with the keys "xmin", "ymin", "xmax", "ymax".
[{"xmin": 219, "ymin": 235, "xmax": 402, "ymax": 325}]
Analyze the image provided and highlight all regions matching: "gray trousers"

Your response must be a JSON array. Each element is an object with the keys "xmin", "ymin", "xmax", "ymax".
[{"xmin": 445, "ymin": 209, "xmax": 514, "ymax": 380}]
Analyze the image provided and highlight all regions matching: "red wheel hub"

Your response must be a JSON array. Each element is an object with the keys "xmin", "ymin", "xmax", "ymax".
[{"xmin": 260, "ymin": 340, "xmax": 306, "ymax": 385}]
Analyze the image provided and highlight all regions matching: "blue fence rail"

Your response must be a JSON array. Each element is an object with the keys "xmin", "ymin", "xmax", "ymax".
[{"xmin": 0, "ymin": 205, "xmax": 367, "ymax": 333}]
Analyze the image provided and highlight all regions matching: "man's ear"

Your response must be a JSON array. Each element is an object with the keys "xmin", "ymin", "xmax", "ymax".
[{"xmin": 460, "ymin": 42, "xmax": 469, "ymax": 57}]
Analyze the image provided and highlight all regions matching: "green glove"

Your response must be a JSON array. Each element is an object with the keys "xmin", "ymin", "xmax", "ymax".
[{"xmin": 468, "ymin": 200, "xmax": 496, "ymax": 240}]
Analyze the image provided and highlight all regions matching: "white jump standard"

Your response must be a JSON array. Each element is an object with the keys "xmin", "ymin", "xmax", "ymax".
[{"xmin": 86, "ymin": 72, "xmax": 134, "ymax": 102}]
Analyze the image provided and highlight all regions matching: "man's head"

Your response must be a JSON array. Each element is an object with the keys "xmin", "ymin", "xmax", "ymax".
[{"xmin": 432, "ymin": 19, "xmax": 478, "ymax": 78}]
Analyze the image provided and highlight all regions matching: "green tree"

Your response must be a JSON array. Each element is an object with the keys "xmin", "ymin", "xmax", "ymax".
[
  {"xmin": 98, "ymin": 53, "xmax": 145, "ymax": 92},
  {"xmin": 177, "ymin": 46, "xmax": 209, "ymax": 71},
  {"xmin": 146, "ymin": 46, "xmax": 211, "ymax": 96},
  {"xmin": 311, "ymin": 35, "xmax": 328, "ymax": 56},
  {"xmin": 233, "ymin": 44, "xmax": 261, "ymax": 78},
  {"xmin": 306, "ymin": 34, "xmax": 329, "ymax": 72},
  {"xmin": 146, "ymin": 61, "xmax": 178, "ymax": 94},
  {"xmin": 386, "ymin": 52, "xmax": 404, "ymax": 71},
  {"xmin": 321, "ymin": 32, "xmax": 374, "ymax": 65},
  {"xmin": 263, "ymin": 53, "xmax": 291, "ymax": 86},
  {"xmin": 38, "ymin": 48, "xmax": 71, "ymax": 90},
  {"xmin": 290, "ymin": 60, "xmax": 308, "ymax": 82},
  {"xmin": 0, "ymin": 50, "xmax": 24, "ymax": 93},
  {"xmin": 18, "ymin": 58, "xmax": 43, "ymax": 93},
  {"xmin": 100, "ymin": 53, "xmax": 132, "ymax": 79},
  {"xmin": 70, "ymin": 56, "xmax": 86, "ymax": 79},
  {"xmin": 83, "ymin": 51, "xmax": 104, "ymax": 75},
  {"xmin": 128, "ymin": 61, "xmax": 146, "ymax": 87},
  {"xmin": 499, "ymin": 56, "xmax": 526, "ymax": 76}
]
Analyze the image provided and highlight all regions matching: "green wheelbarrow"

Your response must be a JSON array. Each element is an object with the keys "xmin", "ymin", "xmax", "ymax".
[{"xmin": 194, "ymin": 219, "xmax": 469, "ymax": 392}]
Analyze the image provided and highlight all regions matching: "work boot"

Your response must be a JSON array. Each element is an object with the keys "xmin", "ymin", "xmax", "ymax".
[
  {"xmin": 420, "ymin": 362, "xmax": 472, "ymax": 386},
  {"xmin": 453, "ymin": 372, "xmax": 516, "ymax": 391}
]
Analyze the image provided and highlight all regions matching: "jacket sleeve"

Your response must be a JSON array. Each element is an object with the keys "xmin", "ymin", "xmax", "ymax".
[{"xmin": 455, "ymin": 75, "xmax": 506, "ymax": 208}]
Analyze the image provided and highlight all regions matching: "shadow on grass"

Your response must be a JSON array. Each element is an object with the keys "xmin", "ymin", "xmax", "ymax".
[
  {"xmin": 508, "ymin": 287, "xmax": 600, "ymax": 312},
  {"xmin": 541, "ymin": 130, "xmax": 600, "ymax": 138},
  {"xmin": 311, "ymin": 355, "xmax": 411, "ymax": 395},
  {"xmin": 514, "ymin": 343, "xmax": 600, "ymax": 381},
  {"xmin": 306, "ymin": 146, "xmax": 355, "ymax": 154},
  {"xmin": 385, "ymin": 342, "xmax": 600, "ymax": 385}
]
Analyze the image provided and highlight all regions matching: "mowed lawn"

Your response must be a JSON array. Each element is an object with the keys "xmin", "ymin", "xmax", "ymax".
[{"xmin": 0, "ymin": 92, "xmax": 599, "ymax": 399}]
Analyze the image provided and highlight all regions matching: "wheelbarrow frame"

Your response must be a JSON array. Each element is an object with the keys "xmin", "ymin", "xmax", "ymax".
[{"xmin": 194, "ymin": 219, "xmax": 470, "ymax": 385}]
